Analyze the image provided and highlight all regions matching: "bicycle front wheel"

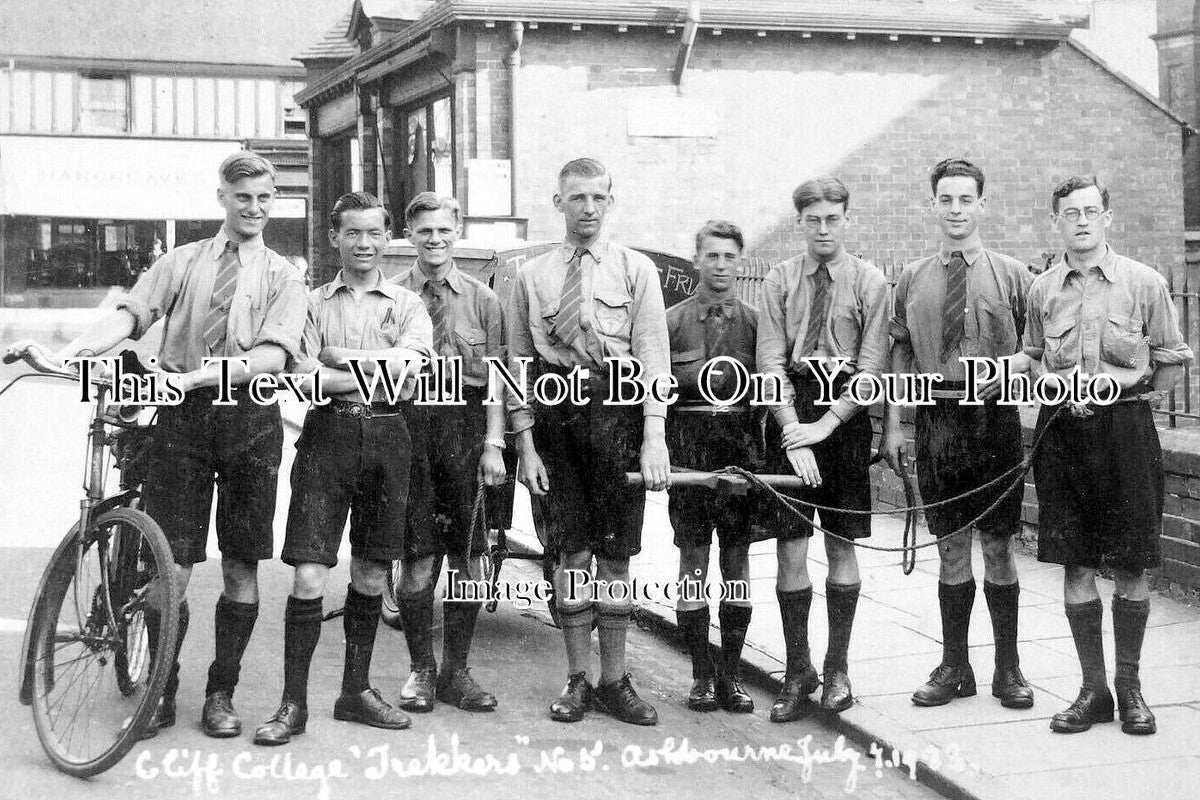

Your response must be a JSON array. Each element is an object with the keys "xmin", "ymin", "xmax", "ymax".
[{"xmin": 28, "ymin": 507, "xmax": 179, "ymax": 777}]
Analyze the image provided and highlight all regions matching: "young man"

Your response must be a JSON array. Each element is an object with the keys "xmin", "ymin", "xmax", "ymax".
[
  {"xmin": 1020, "ymin": 175, "xmax": 1190, "ymax": 735},
  {"xmin": 508, "ymin": 157, "xmax": 671, "ymax": 726},
  {"xmin": 880, "ymin": 158, "xmax": 1035, "ymax": 710},
  {"xmin": 668, "ymin": 220, "xmax": 759, "ymax": 714},
  {"xmin": 392, "ymin": 192, "xmax": 508, "ymax": 714},
  {"xmin": 7, "ymin": 151, "xmax": 307, "ymax": 738},
  {"xmin": 252, "ymin": 191, "xmax": 433, "ymax": 745},
  {"xmin": 758, "ymin": 177, "xmax": 889, "ymax": 722}
]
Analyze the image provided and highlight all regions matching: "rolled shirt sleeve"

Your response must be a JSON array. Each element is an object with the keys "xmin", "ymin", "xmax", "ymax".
[
  {"xmin": 506, "ymin": 271, "xmax": 538, "ymax": 434},
  {"xmin": 250, "ymin": 270, "xmax": 307, "ymax": 360},
  {"xmin": 830, "ymin": 267, "xmax": 889, "ymax": 422},
  {"xmin": 757, "ymin": 267, "xmax": 798, "ymax": 428},
  {"xmin": 115, "ymin": 252, "xmax": 183, "ymax": 340},
  {"xmin": 1147, "ymin": 275, "xmax": 1194, "ymax": 366},
  {"xmin": 626, "ymin": 251, "xmax": 671, "ymax": 419}
]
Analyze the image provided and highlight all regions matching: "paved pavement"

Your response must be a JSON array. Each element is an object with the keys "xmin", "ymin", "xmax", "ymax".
[
  {"xmin": 0, "ymin": 378, "xmax": 938, "ymax": 800},
  {"xmin": 504, "ymin": 491, "xmax": 1200, "ymax": 800}
]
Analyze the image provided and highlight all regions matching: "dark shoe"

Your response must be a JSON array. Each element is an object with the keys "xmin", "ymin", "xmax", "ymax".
[
  {"xmin": 253, "ymin": 699, "xmax": 308, "ymax": 746},
  {"xmin": 594, "ymin": 674, "xmax": 658, "ymax": 726},
  {"xmin": 138, "ymin": 694, "xmax": 177, "ymax": 741},
  {"xmin": 688, "ymin": 676, "xmax": 719, "ymax": 712},
  {"xmin": 715, "ymin": 674, "xmax": 754, "ymax": 714},
  {"xmin": 437, "ymin": 667, "xmax": 498, "ymax": 712},
  {"xmin": 201, "ymin": 689, "xmax": 241, "ymax": 738},
  {"xmin": 1050, "ymin": 686, "xmax": 1115, "ymax": 733},
  {"xmin": 334, "ymin": 687, "xmax": 412, "ymax": 730},
  {"xmin": 1116, "ymin": 684, "xmax": 1156, "ymax": 735},
  {"xmin": 912, "ymin": 663, "xmax": 977, "ymax": 707},
  {"xmin": 992, "ymin": 665, "xmax": 1035, "ymax": 709},
  {"xmin": 820, "ymin": 670, "xmax": 854, "ymax": 714},
  {"xmin": 550, "ymin": 672, "xmax": 594, "ymax": 722},
  {"xmin": 398, "ymin": 666, "xmax": 437, "ymax": 713},
  {"xmin": 770, "ymin": 665, "xmax": 820, "ymax": 723}
]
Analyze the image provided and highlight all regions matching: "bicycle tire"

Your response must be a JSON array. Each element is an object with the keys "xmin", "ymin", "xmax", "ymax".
[
  {"xmin": 111, "ymin": 517, "xmax": 152, "ymax": 696},
  {"xmin": 28, "ymin": 507, "xmax": 179, "ymax": 777}
]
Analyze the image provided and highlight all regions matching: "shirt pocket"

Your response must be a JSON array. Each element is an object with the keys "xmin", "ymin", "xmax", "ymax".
[
  {"xmin": 980, "ymin": 296, "xmax": 1018, "ymax": 357},
  {"xmin": 233, "ymin": 294, "xmax": 267, "ymax": 351},
  {"xmin": 1102, "ymin": 313, "xmax": 1146, "ymax": 369},
  {"xmin": 1042, "ymin": 316, "xmax": 1077, "ymax": 370},
  {"xmin": 830, "ymin": 308, "xmax": 861, "ymax": 356},
  {"xmin": 592, "ymin": 287, "xmax": 633, "ymax": 339},
  {"xmin": 453, "ymin": 324, "xmax": 488, "ymax": 377}
]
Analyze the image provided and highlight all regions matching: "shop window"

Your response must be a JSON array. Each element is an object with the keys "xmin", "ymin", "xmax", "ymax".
[
  {"xmin": 13, "ymin": 217, "xmax": 164, "ymax": 291},
  {"xmin": 79, "ymin": 73, "xmax": 129, "ymax": 134},
  {"xmin": 393, "ymin": 93, "xmax": 454, "ymax": 218}
]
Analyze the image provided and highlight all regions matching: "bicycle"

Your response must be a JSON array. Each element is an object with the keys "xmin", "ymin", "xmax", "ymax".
[{"xmin": 6, "ymin": 346, "xmax": 180, "ymax": 777}]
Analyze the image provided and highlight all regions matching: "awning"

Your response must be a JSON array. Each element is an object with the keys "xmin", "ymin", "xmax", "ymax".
[{"xmin": 0, "ymin": 135, "xmax": 305, "ymax": 220}]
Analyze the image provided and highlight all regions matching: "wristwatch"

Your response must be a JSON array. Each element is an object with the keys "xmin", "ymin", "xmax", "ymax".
[{"xmin": 484, "ymin": 436, "xmax": 507, "ymax": 450}]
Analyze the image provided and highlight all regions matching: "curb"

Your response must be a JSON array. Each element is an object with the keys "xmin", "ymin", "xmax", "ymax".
[{"xmin": 504, "ymin": 526, "xmax": 1004, "ymax": 800}]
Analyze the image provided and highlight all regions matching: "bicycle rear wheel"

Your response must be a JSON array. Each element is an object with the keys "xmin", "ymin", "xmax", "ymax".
[
  {"xmin": 381, "ymin": 560, "xmax": 404, "ymax": 630},
  {"xmin": 28, "ymin": 507, "xmax": 179, "ymax": 777}
]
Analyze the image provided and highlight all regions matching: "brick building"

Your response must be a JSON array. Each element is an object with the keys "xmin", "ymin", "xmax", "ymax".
[
  {"xmin": 297, "ymin": 0, "xmax": 1189, "ymax": 288},
  {"xmin": 0, "ymin": 0, "xmax": 344, "ymax": 307},
  {"xmin": 1156, "ymin": 0, "xmax": 1200, "ymax": 231}
]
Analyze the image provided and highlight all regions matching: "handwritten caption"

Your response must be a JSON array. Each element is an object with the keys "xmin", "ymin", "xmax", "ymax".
[{"xmin": 135, "ymin": 733, "xmax": 979, "ymax": 798}]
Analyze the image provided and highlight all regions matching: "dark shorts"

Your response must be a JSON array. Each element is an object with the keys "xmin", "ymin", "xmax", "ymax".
[
  {"xmin": 667, "ymin": 407, "xmax": 772, "ymax": 548},
  {"xmin": 281, "ymin": 402, "xmax": 412, "ymax": 568},
  {"xmin": 764, "ymin": 374, "xmax": 873, "ymax": 540},
  {"xmin": 915, "ymin": 399, "xmax": 1023, "ymax": 539},
  {"xmin": 1034, "ymin": 399, "xmax": 1163, "ymax": 571},
  {"xmin": 403, "ymin": 388, "xmax": 507, "ymax": 562},
  {"xmin": 530, "ymin": 367, "xmax": 645, "ymax": 560},
  {"xmin": 144, "ymin": 387, "xmax": 283, "ymax": 566}
]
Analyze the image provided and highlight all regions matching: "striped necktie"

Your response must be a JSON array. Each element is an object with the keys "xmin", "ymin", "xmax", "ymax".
[
  {"xmin": 799, "ymin": 261, "xmax": 832, "ymax": 358},
  {"xmin": 554, "ymin": 248, "xmax": 585, "ymax": 347},
  {"xmin": 425, "ymin": 280, "xmax": 451, "ymax": 354},
  {"xmin": 941, "ymin": 250, "xmax": 968, "ymax": 362},
  {"xmin": 202, "ymin": 240, "xmax": 241, "ymax": 354}
]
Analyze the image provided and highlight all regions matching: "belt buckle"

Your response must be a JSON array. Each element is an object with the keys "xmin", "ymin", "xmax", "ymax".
[{"xmin": 348, "ymin": 403, "xmax": 366, "ymax": 419}]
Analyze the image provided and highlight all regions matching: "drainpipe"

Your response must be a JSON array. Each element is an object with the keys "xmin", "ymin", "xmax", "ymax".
[{"xmin": 508, "ymin": 22, "xmax": 524, "ymax": 223}]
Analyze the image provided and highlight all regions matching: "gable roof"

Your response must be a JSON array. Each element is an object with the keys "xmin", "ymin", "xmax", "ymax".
[
  {"xmin": 296, "ymin": 7, "xmax": 360, "ymax": 63},
  {"xmin": 0, "ymin": 0, "xmax": 347, "ymax": 70}
]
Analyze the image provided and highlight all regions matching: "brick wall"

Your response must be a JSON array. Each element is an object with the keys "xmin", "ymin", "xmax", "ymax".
[{"xmin": 508, "ymin": 27, "xmax": 1183, "ymax": 280}]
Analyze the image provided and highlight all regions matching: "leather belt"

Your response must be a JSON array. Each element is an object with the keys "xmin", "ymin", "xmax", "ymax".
[{"xmin": 322, "ymin": 399, "xmax": 405, "ymax": 419}]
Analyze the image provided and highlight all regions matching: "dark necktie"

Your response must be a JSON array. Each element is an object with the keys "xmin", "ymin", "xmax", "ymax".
[
  {"xmin": 799, "ymin": 262, "xmax": 832, "ymax": 357},
  {"xmin": 704, "ymin": 302, "xmax": 730, "ymax": 358},
  {"xmin": 555, "ymin": 248, "xmax": 585, "ymax": 347},
  {"xmin": 425, "ymin": 280, "xmax": 451, "ymax": 354},
  {"xmin": 941, "ymin": 250, "xmax": 968, "ymax": 362},
  {"xmin": 202, "ymin": 240, "xmax": 240, "ymax": 354}
]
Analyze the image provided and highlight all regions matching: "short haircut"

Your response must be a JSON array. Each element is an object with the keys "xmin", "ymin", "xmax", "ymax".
[
  {"xmin": 930, "ymin": 158, "xmax": 985, "ymax": 196},
  {"xmin": 330, "ymin": 191, "xmax": 392, "ymax": 231},
  {"xmin": 694, "ymin": 219, "xmax": 744, "ymax": 254},
  {"xmin": 792, "ymin": 177, "xmax": 850, "ymax": 215},
  {"xmin": 1051, "ymin": 174, "xmax": 1110, "ymax": 213},
  {"xmin": 558, "ymin": 157, "xmax": 611, "ymax": 191},
  {"xmin": 404, "ymin": 191, "xmax": 462, "ymax": 227},
  {"xmin": 219, "ymin": 150, "xmax": 276, "ymax": 184}
]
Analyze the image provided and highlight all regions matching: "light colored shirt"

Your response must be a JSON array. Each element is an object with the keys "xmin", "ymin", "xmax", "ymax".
[
  {"xmin": 666, "ymin": 291, "xmax": 757, "ymax": 405},
  {"xmin": 117, "ymin": 227, "xmax": 306, "ymax": 372},
  {"xmin": 890, "ymin": 242, "xmax": 1033, "ymax": 380},
  {"xmin": 393, "ymin": 261, "xmax": 505, "ymax": 389},
  {"xmin": 295, "ymin": 268, "xmax": 434, "ymax": 402},
  {"xmin": 1023, "ymin": 246, "xmax": 1193, "ymax": 387},
  {"xmin": 757, "ymin": 250, "xmax": 889, "ymax": 425},
  {"xmin": 506, "ymin": 239, "xmax": 670, "ymax": 432}
]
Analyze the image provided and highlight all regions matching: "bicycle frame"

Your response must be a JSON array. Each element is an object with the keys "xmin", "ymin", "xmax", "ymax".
[{"xmin": 15, "ymin": 366, "xmax": 152, "ymax": 706}]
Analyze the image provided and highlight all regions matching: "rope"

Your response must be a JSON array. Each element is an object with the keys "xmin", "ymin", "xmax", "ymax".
[{"xmin": 718, "ymin": 403, "xmax": 1073, "ymax": 557}]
